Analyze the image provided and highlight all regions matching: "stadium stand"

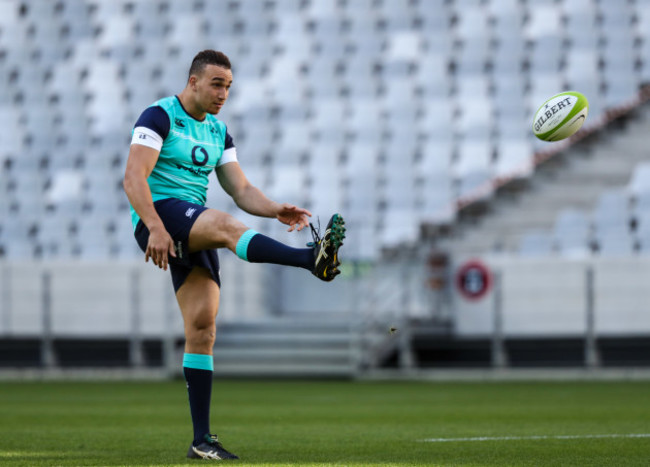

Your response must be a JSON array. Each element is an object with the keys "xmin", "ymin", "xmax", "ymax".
[{"xmin": 0, "ymin": 0, "xmax": 647, "ymax": 264}]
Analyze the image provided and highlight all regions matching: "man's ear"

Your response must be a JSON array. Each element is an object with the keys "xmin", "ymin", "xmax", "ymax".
[{"xmin": 188, "ymin": 75, "xmax": 198, "ymax": 90}]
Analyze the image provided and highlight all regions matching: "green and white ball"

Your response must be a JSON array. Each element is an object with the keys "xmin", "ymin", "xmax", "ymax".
[{"xmin": 532, "ymin": 91, "xmax": 589, "ymax": 141}]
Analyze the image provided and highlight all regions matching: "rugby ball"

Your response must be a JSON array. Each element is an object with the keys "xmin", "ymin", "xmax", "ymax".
[{"xmin": 532, "ymin": 91, "xmax": 589, "ymax": 141}]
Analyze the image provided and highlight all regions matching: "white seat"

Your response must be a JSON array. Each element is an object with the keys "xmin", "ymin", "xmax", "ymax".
[
  {"xmin": 492, "ymin": 73, "xmax": 526, "ymax": 115},
  {"xmin": 553, "ymin": 209, "xmax": 592, "ymax": 257},
  {"xmin": 45, "ymin": 169, "xmax": 84, "ymax": 208},
  {"xmin": 529, "ymin": 35, "xmax": 563, "ymax": 74},
  {"xmin": 275, "ymin": 122, "xmax": 311, "ymax": 164},
  {"xmin": 565, "ymin": 49, "xmax": 599, "ymax": 89},
  {"xmin": 636, "ymin": 3, "xmax": 650, "ymax": 82},
  {"xmin": 456, "ymin": 169, "xmax": 494, "ymax": 204},
  {"xmin": 453, "ymin": 4, "xmax": 489, "ymax": 44},
  {"xmin": 596, "ymin": 227, "xmax": 636, "ymax": 257},
  {"xmin": 131, "ymin": 0, "xmax": 166, "ymax": 39},
  {"xmin": 455, "ymin": 74, "xmax": 490, "ymax": 100},
  {"xmin": 304, "ymin": 0, "xmax": 340, "ymax": 18},
  {"xmin": 494, "ymin": 138, "xmax": 534, "ymax": 180},
  {"xmin": 414, "ymin": 53, "xmax": 452, "ymax": 99},
  {"xmin": 344, "ymin": 224, "xmax": 379, "ymax": 261},
  {"xmin": 419, "ymin": 139, "xmax": 454, "ymax": 175},
  {"xmin": 563, "ymin": 0, "xmax": 599, "ymax": 49},
  {"xmin": 518, "ymin": 230, "xmax": 554, "ymax": 257},
  {"xmin": 346, "ymin": 99, "xmax": 382, "ymax": 142},
  {"xmin": 628, "ymin": 162, "xmax": 650, "ymax": 197},
  {"xmin": 417, "ymin": 98, "xmax": 455, "ymax": 140},
  {"xmin": 382, "ymin": 164, "xmax": 416, "ymax": 214},
  {"xmin": 346, "ymin": 148, "xmax": 380, "ymax": 224},
  {"xmin": 525, "ymin": 3, "xmax": 561, "ymax": 39},
  {"xmin": 380, "ymin": 208, "xmax": 419, "ymax": 247},
  {"xmin": 386, "ymin": 31, "xmax": 422, "ymax": 62},
  {"xmin": 592, "ymin": 189, "xmax": 631, "ymax": 233},
  {"xmin": 421, "ymin": 172, "xmax": 456, "ymax": 225},
  {"xmin": 527, "ymin": 72, "xmax": 564, "ymax": 114},
  {"xmin": 454, "ymin": 141, "xmax": 493, "ymax": 178},
  {"xmin": 96, "ymin": 14, "xmax": 136, "ymax": 56},
  {"xmin": 267, "ymin": 164, "xmax": 307, "ymax": 204},
  {"xmin": 636, "ymin": 227, "xmax": 650, "ymax": 256},
  {"xmin": 455, "ymin": 96, "xmax": 493, "ymax": 142}
]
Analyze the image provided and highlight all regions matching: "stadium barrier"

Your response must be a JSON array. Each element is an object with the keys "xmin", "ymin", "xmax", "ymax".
[{"xmin": 1, "ymin": 256, "xmax": 650, "ymax": 376}]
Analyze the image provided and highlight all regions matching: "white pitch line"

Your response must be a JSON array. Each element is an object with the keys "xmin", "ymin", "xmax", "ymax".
[{"xmin": 420, "ymin": 433, "xmax": 650, "ymax": 443}]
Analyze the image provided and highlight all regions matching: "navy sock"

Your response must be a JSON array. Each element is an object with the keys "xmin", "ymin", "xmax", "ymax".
[
  {"xmin": 183, "ymin": 354, "xmax": 214, "ymax": 445},
  {"xmin": 237, "ymin": 231, "xmax": 314, "ymax": 270}
]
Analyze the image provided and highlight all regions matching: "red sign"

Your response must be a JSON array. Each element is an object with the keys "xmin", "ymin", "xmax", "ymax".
[{"xmin": 456, "ymin": 260, "xmax": 492, "ymax": 300}]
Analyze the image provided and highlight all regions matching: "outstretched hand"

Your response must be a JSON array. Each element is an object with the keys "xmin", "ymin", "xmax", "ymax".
[{"xmin": 276, "ymin": 203, "xmax": 312, "ymax": 232}]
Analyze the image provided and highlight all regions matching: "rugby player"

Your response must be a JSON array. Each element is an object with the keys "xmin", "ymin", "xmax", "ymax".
[{"xmin": 123, "ymin": 50, "xmax": 345, "ymax": 460}]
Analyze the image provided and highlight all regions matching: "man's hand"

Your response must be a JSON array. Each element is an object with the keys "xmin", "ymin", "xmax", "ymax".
[
  {"xmin": 145, "ymin": 225, "xmax": 177, "ymax": 270},
  {"xmin": 276, "ymin": 204, "xmax": 312, "ymax": 232}
]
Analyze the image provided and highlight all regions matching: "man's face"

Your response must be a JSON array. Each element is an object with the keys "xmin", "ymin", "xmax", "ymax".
[{"xmin": 192, "ymin": 64, "xmax": 233, "ymax": 115}]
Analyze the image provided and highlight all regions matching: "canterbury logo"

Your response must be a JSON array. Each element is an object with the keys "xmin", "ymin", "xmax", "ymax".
[{"xmin": 185, "ymin": 208, "xmax": 197, "ymax": 218}]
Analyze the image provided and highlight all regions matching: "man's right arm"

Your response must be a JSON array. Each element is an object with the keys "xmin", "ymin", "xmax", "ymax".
[{"xmin": 123, "ymin": 144, "xmax": 176, "ymax": 270}]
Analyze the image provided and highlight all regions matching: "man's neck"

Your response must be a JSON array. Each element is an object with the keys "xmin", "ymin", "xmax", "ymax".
[{"xmin": 177, "ymin": 90, "xmax": 206, "ymax": 121}]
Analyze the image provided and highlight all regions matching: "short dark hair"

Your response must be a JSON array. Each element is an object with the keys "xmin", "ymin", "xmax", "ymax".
[{"xmin": 188, "ymin": 50, "xmax": 231, "ymax": 79}]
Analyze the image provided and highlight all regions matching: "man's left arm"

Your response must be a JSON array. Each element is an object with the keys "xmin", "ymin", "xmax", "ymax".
[{"xmin": 216, "ymin": 162, "xmax": 311, "ymax": 232}]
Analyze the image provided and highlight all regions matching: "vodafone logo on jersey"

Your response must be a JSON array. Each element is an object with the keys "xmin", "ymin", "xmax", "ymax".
[{"xmin": 191, "ymin": 145, "xmax": 209, "ymax": 166}]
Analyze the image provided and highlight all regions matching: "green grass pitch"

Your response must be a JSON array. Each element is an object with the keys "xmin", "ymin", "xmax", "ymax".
[{"xmin": 0, "ymin": 380, "xmax": 649, "ymax": 466}]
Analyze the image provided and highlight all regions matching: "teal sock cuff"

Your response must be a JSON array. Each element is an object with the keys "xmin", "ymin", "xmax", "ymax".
[
  {"xmin": 235, "ymin": 229, "xmax": 258, "ymax": 261},
  {"xmin": 182, "ymin": 353, "xmax": 214, "ymax": 371}
]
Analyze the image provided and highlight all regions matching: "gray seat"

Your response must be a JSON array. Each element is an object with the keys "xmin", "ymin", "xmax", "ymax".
[
  {"xmin": 592, "ymin": 189, "xmax": 631, "ymax": 234},
  {"xmin": 595, "ymin": 227, "xmax": 636, "ymax": 257},
  {"xmin": 553, "ymin": 209, "xmax": 592, "ymax": 257},
  {"xmin": 518, "ymin": 230, "xmax": 554, "ymax": 257},
  {"xmin": 494, "ymin": 138, "xmax": 534, "ymax": 180}
]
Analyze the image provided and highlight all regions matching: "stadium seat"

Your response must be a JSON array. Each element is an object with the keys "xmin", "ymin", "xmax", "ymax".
[
  {"xmin": 420, "ymin": 171, "xmax": 456, "ymax": 225},
  {"xmin": 417, "ymin": 98, "xmax": 455, "ymax": 140},
  {"xmin": 414, "ymin": 53, "xmax": 452, "ymax": 99},
  {"xmin": 346, "ymin": 164, "xmax": 380, "ymax": 233},
  {"xmin": 494, "ymin": 139, "xmax": 534, "ymax": 180},
  {"xmin": 564, "ymin": 49, "xmax": 604, "ymax": 119},
  {"xmin": 385, "ymin": 31, "xmax": 422, "ymax": 62},
  {"xmin": 563, "ymin": 0, "xmax": 599, "ymax": 49},
  {"xmin": 456, "ymin": 169, "xmax": 494, "ymax": 204},
  {"xmin": 627, "ymin": 162, "xmax": 650, "ymax": 198},
  {"xmin": 455, "ymin": 95, "xmax": 493, "ymax": 142},
  {"xmin": 592, "ymin": 189, "xmax": 632, "ymax": 233},
  {"xmin": 0, "ymin": 0, "xmax": 646, "ymax": 262},
  {"xmin": 553, "ymin": 209, "xmax": 592, "ymax": 257},
  {"xmin": 518, "ymin": 230, "xmax": 554, "ymax": 257},
  {"xmin": 595, "ymin": 226, "xmax": 636, "ymax": 257},
  {"xmin": 454, "ymin": 140, "xmax": 493, "ymax": 178},
  {"xmin": 636, "ymin": 1, "xmax": 650, "ymax": 83}
]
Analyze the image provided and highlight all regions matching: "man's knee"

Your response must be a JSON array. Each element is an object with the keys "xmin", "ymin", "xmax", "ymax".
[
  {"xmin": 186, "ymin": 320, "xmax": 217, "ymax": 349},
  {"xmin": 190, "ymin": 209, "xmax": 248, "ymax": 251}
]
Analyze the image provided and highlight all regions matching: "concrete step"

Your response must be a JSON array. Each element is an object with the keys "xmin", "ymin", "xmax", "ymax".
[
  {"xmin": 209, "ymin": 315, "xmax": 362, "ymax": 377},
  {"xmin": 211, "ymin": 363, "xmax": 358, "ymax": 377},
  {"xmin": 215, "ymin": 333, "xmax": 353, "ymax": 348}
]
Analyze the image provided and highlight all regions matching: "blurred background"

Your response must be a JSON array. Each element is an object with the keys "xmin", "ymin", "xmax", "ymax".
[{"xmin": 1, "ymin": 0, "xmax": 650, "ymax": 379}]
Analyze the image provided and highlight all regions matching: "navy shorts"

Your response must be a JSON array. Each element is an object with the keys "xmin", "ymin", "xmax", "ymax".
[{"xmin": 134, "ymin": 198, "xmax": 221, "ymax": 292}]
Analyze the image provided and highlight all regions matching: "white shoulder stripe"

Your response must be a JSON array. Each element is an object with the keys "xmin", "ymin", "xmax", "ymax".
[
  {"xmin": 131, "ymin": 127, "xmax": 164, "ymax": 151},
  {"xmin": 217, "ymin": 147, "xmax": 238, "ymax": 167}
]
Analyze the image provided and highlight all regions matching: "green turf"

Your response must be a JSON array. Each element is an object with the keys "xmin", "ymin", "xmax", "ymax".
[{"xmin": 0, "ymin": 380, "xmax": 649, "ymax": 466}]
